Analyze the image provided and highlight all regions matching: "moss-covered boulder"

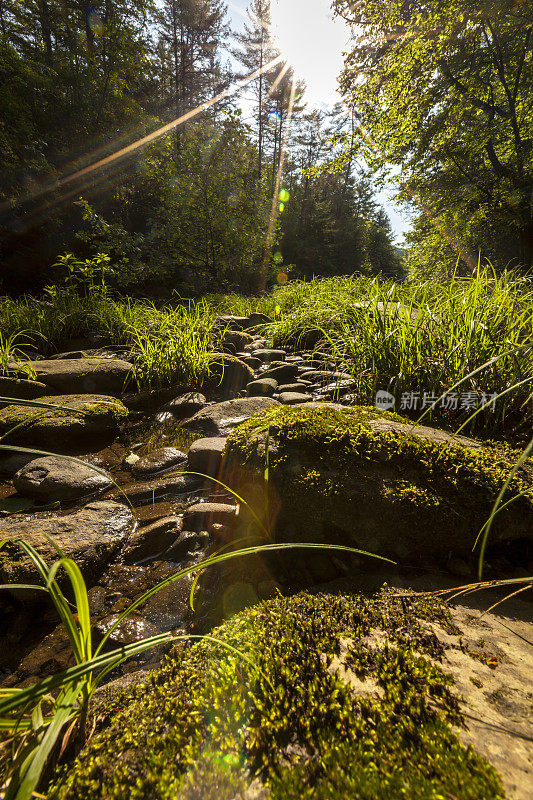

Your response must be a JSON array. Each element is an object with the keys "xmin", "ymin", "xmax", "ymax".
[
  {"xmin": 0, "ymin": 394, "xmax": 128, "ymax": 451},
  {"xmin": 223, "ymin": 404, "xmax": 532, "ymax": 567},
  {"xmin": 51, "ymin": 590, "xmax": 507, "ymax": 799},
  {"xmin": 207, "ymin": 353, "xmax": 254, "ymax": 398}
]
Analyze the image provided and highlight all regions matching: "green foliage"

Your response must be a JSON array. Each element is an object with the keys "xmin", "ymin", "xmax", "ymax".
[
  {"xmin": 49, "ymin": 253, "xmax": 113, "ymax": 298},
  {"xmin": 335, "ymin": 0, "xmax": 533, "ymax": 273}
]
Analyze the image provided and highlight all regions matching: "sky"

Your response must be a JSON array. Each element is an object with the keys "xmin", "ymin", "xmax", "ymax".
[{"xmin": 227, "ymin": 0, "xmax": 411, "ymax": 243}]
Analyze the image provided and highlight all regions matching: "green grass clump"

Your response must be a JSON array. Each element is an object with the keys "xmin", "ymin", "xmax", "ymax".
[
  {"xmin": 51, "ymin": 589, "xmax": 504, "ymax": 800},
  {"xmin": 211, "ymin": 271, "xmax": 533, "ymax": 434}
]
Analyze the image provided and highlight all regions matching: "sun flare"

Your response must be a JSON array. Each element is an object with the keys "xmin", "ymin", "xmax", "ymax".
[{"xmin": 270, "ymin": 0, "xmax": 348, "ymax": 106}]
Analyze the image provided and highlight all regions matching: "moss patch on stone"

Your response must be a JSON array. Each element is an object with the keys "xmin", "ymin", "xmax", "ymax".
[
  {"xmin": 51, "ymin": 589, "xmax": 504, "ymax": 800},
  {"xmin": 0, "ymin": 395, "xmax": 128, "ymax": 447},
  {"xmin": 222, "ymin": 405, "xmax": 532, "ymax": 563}
]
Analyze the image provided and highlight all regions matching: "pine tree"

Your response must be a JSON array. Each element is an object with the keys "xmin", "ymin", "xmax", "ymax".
[
  {"xmin": 156, "ymin": 0, "xmax": 228, "ymax": 161},
  {"xmin": 231, "ymin": 0, "xmax": 280, "ymax": 179}
]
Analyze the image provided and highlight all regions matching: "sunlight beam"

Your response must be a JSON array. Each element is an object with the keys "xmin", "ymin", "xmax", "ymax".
[{"xmin": 1, "ymin": 55, "xmax": 284, "ymax": 215}]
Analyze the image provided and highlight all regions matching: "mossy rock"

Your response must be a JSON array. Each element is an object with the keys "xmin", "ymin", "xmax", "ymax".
[
  {"xmin": 206, "ymin": 352, "xmax": 254, "ymax": 398},
  {"xmin": 0, "ymin": 394, "xmax": 128, "ymax": 451},
  {"xmin": 51, "ymin": 590, "xmax": 505, "ymax": 799},
  {"xmin": 223, "ymin": 404, "xmax": 533, "ymax": 566}
]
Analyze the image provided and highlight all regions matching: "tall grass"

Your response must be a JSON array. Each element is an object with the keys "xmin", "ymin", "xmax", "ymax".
[
  {"xmin": 250, "ymin": 271, "xmax": 533, "ymax": 433},
  {"xmin": 0, "ymin": 291, "xmax": 218, "ymax": 391}
]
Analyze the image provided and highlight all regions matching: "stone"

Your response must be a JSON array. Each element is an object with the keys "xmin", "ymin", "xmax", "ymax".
[
  {"xmin": 182, "ymin": 502, "xmax": 237, "ymax": 531},
  {"xmin": 105, "ymin": 473, "xmax": 199, "ymax": 505},
  {"xmin": 123, "ymin": 517, "xmax": 182, "ymax": 564},
  {"xmin": 0, "ymin": 501, "xmax": 134, "ymax": 591},
  {"xmin": 260, "ymin": 363, "xmax": 299, "ymax": 384},
  {"xmin": 95, "ymin": 614, "xmax": 161, "ymax": 645},
  {"xmin": 246, "ymin": 378, "xmax": 278, "ymax": 397},
  {"xmin": 278, "ymin": 392, "xmax": 313, "ymax": 405},
  {"xmin": 221, "ymin": 330, "xmax": 255, "ymax": 352},
  {"xmin": 141, "ymin": 573, "xmax": 195, "ymax": 631},
  {"xmin": 224, "ymin": 404, "xmax": 533, "ymax": 566},
  {"xmin": 243, "ymin": 339, "xmax": 267, "ymax": 352},
  {"xmin": 187, "ymin": 437, "xmax": 226, "ymax": 477},
  {"xmin": 0, "ymin": 395, "xmax": 128, "ymax": 450},
  {"xmin": 314, "ymin": 379, "xmax": 357, "ymax": 398},
  {"xmin": 13, "ymin": 456, "xmax": 113, "ymax": 503},
  {"xmin": 277, "ymin": 383, "xmax": 308, "ymax": 393},
  {"xmin": 17, "ymin": 357, "xmax": 134, "ymax": 395},
  {"xmin": 246, "ymin": 312, "xmax": 272, "ymax": 327},
  {"xmin": 251, "ymin": 349, "xmax": 286, "ymax": 363},
  {"xmin": 0, "ymin": 377, "xmax": 51, "ymax": 407},
  {"xmin": 181, "ymin": 397, "xmax": 279, "ymax": 436},
  {"xmin": 0, "ymin": 452, "xmax": 37, "ymax": 476},
  {"xmin": 131, "ymin": 447, "xmax": 187, "ymax": 478},
  {"xmin": 208, "ymin": 353, "xmax": 254, "ymax": 398},
  {"xmin": 55, "ymin": 590, "xmax": 522, "ymax": 800},
  {"xmin": 215, "ymin": 315, "xmax": 249, "ymax": 331},
  {"xmin": 163, "ymin": 530, "xmax": 209, "ymax": 563},
  {"xmin": 241, "ymin": 355, "xmax": 261, "ymax": 371},
  {"xmin": 164, "ymin": 392, "xmax": 206, "ymax": 419}
]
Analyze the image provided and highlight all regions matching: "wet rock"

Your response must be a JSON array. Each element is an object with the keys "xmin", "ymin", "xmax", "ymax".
[
  {"xmin": 207, "ymin": 353, "xmax": 254, "ymax": 398},
  {"xmin": 252, "ymin": 349, "xmax": 286, "ymax": 363},
  {"xmin": 182, "ymin": 502, "xmax": 237, "ymax": 531},
  {"xmin": 278, "ymin": 392, "xmax": 313, "ymax": 405},
  {"xmin": 123, "ymin": 517, "xmax": 182, "ymax": 564},
  {"xmin": 95, "ymin": 614, "xmax": 161, "ymax": 645},
  {"xmin": 16, "ymin": 357, "xmax": 134, "ymax": 395},
  {"xmin": 0, "ymin": 501, "xmax": 134, "ymax": 592},
  {"xmin": 131, "ymin": 447, "xmax": 187, "ymax": 478},
  {"xmin": 106, "ymin": 473, "xmax": 198, "ymax": 505},
  {"xmin": 141, "ymin": 572, "xmax": 195, "ymax": 631},
  {"xmin": 187, "ymin": 437, "xmax": 226, "ymax": 477},
  {"xmin": 181, "ymin": 397, "xmax": 279, "ymax": 436},
  {"xmin": 17, "ymin": 625, "xmax": 73, "ymax": 680},
  {"xmin": 13, "ymin": 456, "xmax": 113, "ymax": 502},
  {"xmin": 261, "ymin": 363, "xmax": 299, "ymax": 384},
  {"xmin": 0, "ymin": 394, "xmax": 128, "ymax": 450},
  {"xmin": 246, "ymin": 378, "xmax": 278, "ymax": 397},
  {"xmin": 164, "ymin": 530, "xmax": 209, "ymax": 562},
  {"xmin": 164, "ymin": 392, "xmax": 206, "ymax": 419}
]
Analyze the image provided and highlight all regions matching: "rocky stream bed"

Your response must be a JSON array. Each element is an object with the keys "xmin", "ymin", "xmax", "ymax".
[{"xmin": 0, "ymin": 314, "xmax": 532, "ymax": 798}]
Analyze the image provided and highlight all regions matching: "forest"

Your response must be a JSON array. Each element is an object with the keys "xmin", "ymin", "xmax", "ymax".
[{"xmin": 0, "ymin": 2, "xmax": 532, "ymax": 799}]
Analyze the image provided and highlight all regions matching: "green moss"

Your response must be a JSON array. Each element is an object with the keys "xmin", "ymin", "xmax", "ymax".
[
  {"xmin": 51, "ymin": 589, "xmax": 504, "ymax": 800},
  {"xmin": 0, "ymin": 395, "xmax": 128, "ymax": 445},
  {"xmin": 223, "ymin": 405, "xmax": 532, "ymax": 561}
]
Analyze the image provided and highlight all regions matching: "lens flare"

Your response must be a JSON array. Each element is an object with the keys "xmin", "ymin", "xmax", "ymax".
[
  {"xmin": 87, "ymin": 10, "xmax": 104, "ymax": 35},
  {"xmin": 279, "ymin": 189, "xmax": 290, "ymax": 202}
]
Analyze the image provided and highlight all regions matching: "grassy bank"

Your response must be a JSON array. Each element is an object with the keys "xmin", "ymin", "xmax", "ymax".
[{"xmin": 1, "ymin": 271, "xmax": 532, "ymax": 432}]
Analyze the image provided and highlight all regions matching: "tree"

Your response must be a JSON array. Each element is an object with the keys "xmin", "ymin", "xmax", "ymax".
[
  {"xmin": 335, "ymin": 0, "xmax": 533, "ymax": 272},
  {"xmin": 156, "ymin": 0, "xmax": 229, "ymax": 161},
  {"xmin": 231, "ymin": 0, "xmax": 280, "ymax": 179}
]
